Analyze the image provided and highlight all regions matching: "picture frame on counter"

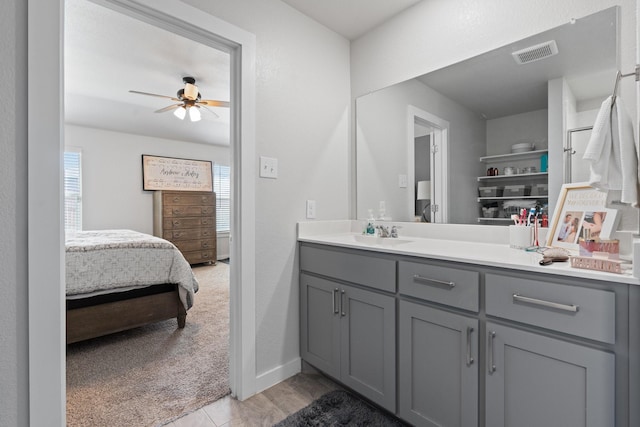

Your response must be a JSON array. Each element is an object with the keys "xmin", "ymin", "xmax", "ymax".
[
  {"xmin": 546, "ymin": 183, "xmax": 618, "ymax": 251},
  {"xmin": 142, "ymin": 154, "xmax": 213, "ymax": 192}
]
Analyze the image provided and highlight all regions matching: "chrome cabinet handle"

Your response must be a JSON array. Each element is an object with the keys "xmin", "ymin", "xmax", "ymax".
[
  {"xmin": 332, "ymin": 288, "xmax": 339, "ymax": 314},
  {"xmin": 488, "ymin": 331, "xmax": 496, "ymax": 374},
  {"xmin": 512, "ymin": 293, "xmax": 579, "ymax": 313},
  {"xmin": 413, "ymin": 274, "xmax": 455, "ymax": 289},
  {"xmin": 466, "ymin": 327, "xmax": 474, "ymax": 366},
  {"xmin": 340, "ymin": 290, "xmax": 346, "ymax": 317}
]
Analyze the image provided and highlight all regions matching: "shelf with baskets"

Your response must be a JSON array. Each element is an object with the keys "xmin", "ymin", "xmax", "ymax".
[{"xmin": 478, "ymin": 149, "xmax": 548, "ymax": 224}]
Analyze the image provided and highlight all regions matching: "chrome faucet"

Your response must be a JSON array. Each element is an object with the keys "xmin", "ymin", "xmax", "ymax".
[
  {"xmin": 376, "ymin": 225, "xmax": 390, "ymax": 238},
  {"xmin": 390, "ymin": 226, "xmax": 398, "ymax": 238}
]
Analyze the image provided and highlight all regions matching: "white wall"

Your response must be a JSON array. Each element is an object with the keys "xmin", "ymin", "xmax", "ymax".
[
  {"xmin": 356, "ymin": 78, "xmax": 485, "ymax": 223},
  {"xmin": 486, "ymin": 109, "xmax": 548, "ymax": 156},
  {"xmin": 183, "ymin": 0, "xmax": 351, "ymax": 383},
  {"xmin": 1, "ymin": 0, "xmax": 28, "ymax": 424},
  {"xmin": 65, "ymin": 125, "xmax": 230, "ymax": 234}
]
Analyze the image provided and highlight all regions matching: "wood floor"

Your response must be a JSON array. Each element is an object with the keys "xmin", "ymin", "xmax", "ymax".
[{"xmin": 164, "ymin": 371, "xmax": 341, "ymax": 427}]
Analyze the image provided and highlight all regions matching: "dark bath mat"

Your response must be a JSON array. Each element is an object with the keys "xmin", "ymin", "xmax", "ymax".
[{"xmin": 273, "ymin": 389, "xmax": 408, "ymax": 426}]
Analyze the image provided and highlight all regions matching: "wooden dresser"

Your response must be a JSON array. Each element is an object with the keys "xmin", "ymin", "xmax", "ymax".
[{"xmin": 153, "ymin": 190, "xmax": 217, "ymax": 265}]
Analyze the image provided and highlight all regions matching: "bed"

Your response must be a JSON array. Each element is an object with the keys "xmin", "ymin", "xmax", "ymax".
[{"xmin": 65, "ymin": 229, "xmax": 199, "ymax": 344}]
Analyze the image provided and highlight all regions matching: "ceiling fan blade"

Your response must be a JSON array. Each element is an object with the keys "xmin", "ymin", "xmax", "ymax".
[
  {"xmin": 198, "ymin": 99, "xmax": 230, "ymax": 108},
  {"xmin": 154, "ymin": 104, "xmax": 182, "ymax": 113},
  {"xmin": 199, "ymin": 105, "xmax": 220, "ymax": 119},
  {"xmin": 129, "ymin": 90, "xmax": 180, "ymax": 102}
]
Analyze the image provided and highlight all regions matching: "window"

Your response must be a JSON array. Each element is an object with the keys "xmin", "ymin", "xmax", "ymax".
[
  {"xmin": 64, "ymin": 150, "xmax": 83, "ymax": 232},
  {"xmin": 214, "ymin": 164, "xmax": 230, "ymax": 233}
]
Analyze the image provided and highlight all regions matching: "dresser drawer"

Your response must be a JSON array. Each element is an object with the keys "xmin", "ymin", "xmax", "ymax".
[
  {"xmin": 163, "ymin": 193, "xmax": 215, "ymax": 206},
  {"xmin": 173, "ymin": 239, "xmax": 215, "ymax": 253},
  {"xmin": 183, "ymin": 249, "xmax": 215, "ymax": 264},
  {"xmin": 163, "ymin": 216, "xmax": 215, "ymax": 229},
  {"xmin": 485, "ymin": 273, "xmax": 615, "ymax": 343},
  {"xmin": 300, "ymin": 245, "xmax": 395, "ymax": 292},
  {"xmin": 165, "ymin": 228, "xmax": 215, "ymax": 240},
  {"xmin": 398, "ymin": 260, "xmax": 479, "ymax": 312},
  {"xmin": 163, "ymin": 205, "xmax": 215, "ymax": 217}
]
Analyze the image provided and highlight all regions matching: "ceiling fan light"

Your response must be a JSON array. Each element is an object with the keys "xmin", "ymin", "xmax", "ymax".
[
  {"xmin": 173, "ymin": 106, "xmax": 186, "ymax": 120},
  {"xmin": 184, "ymin": 83, "xmax": 199, "ymax": 101},
  {"xmin": 189, "ymin": 106, "xmax": 201, "ymax": 122}
]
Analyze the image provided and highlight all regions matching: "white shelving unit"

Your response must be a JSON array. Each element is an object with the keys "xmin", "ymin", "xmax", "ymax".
[{"xmin": 477, "ymin": 149, "xmax": 548, "ymax": 224}]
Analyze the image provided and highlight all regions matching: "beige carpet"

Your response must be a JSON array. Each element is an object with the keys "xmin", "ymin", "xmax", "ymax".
[{"xmin": 66, "ymin": 262, "xmax": 230, "ymax": 427}]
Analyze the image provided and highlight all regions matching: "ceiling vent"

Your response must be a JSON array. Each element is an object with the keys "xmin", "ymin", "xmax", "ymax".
[{"xmin": 512, "ymin": 40, "xmax": 558, "ymax": 64}]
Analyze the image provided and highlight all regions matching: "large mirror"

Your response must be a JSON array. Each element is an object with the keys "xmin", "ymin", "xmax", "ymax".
[{"xmin": 356, "ymin": 7, "xmax": 620, "ymax": 225}]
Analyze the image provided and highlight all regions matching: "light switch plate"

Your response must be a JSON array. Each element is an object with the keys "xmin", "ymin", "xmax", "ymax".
[
  {"xmin": 399, "ymin": 174, "xmax": 408, "ymax": 188},
  {"xmin": 306, "ymin": 200, "xmax": 316, "ymax": 219},
  {"xmin": 260, "ymin": 156, "xmax": 278, "ymax": 179}
]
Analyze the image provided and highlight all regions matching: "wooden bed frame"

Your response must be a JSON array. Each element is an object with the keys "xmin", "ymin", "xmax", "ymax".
[{"xmin": 66, "ymin": 284, "xmax": 187, "ymax": 344}]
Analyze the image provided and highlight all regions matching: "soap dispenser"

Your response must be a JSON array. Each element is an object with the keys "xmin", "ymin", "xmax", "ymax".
[{"xmin": 366, "ymin": 209, "xmax": 376, "ymax": 235}]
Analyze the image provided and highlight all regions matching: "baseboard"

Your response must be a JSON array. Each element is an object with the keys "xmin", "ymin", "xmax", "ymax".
[{"xmin": 255, "ymin": 357, "xmax": 301, "ymax": 394}]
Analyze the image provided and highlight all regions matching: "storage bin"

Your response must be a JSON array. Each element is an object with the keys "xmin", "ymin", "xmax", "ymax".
[
  {"xmin": 478, "ymin": 186, "xmax": 503, "ymax": 197},
  {"xmin": 482, "ymin": 207, "xmax": 499, "ymax": 218},
  {"xmin": 503, "ymin": 185, "xmax": 531, "ymax": 197},
  {"xmin": 530, "ymin": 183, "xmax": 548, "ymax": 196}
]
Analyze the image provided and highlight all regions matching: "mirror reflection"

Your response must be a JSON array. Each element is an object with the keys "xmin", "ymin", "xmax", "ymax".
[{"xmin": 356, "ymin": 7, "xmax": 619, "ymax": 225}]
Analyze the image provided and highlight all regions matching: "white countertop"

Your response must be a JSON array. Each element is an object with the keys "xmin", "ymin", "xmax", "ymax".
[{"xmin": 297, "ymin": 221, "xmax": 639, "ymax": 285}]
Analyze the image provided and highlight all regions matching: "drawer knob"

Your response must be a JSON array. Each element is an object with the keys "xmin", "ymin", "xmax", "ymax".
[
  {"xmin": 173, "ymin": 209, "xmax": 182, "ymax": 214},
  {"xmin": 202, "ymin": 253, "xmax": 209, "ymax": 258},
  {"xmin": 413, "ymin": 274, "xmax": 455, "ymax": 289},
  {"xmin": 202, "ymin": 242, "xmax": 209, "ymax": 248},
  {"xmin": 173, "ymin": 220, "xmax": 181, "ymax": 226},
  {"xmin": 512, "ymin": 293, "xmax": 579, "ymax": 313}
]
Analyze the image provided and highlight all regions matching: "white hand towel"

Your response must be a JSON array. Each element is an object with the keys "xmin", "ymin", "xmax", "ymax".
[{"xmin": 583, "ymin": 95, "xmax": 640, "ymax": 207}]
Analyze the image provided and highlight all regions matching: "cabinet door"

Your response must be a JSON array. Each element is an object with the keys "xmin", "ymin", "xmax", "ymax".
[
  {"xmin": 399, "ymin": 300, "xmax": 478, "ymax": 427},
  {"xmin": 300, "ymin": 274, "xmax": 341, "ymax": 379},
  {"xmin": 486, "ymin": 323, "xmax": 614, "ymax": 427},
  {"xmin": 340, "ymin": 284, "xmax": 396, "ymax": 412}
]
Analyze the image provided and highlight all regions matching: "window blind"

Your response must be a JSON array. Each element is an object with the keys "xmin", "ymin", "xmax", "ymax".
[
  {"xmin": 214, "ymin": 164, "xmax": 231, "ymax": 232},
  {"xmin": 64, "ymin": 151, "xmax": 82, "ymax": 232}
]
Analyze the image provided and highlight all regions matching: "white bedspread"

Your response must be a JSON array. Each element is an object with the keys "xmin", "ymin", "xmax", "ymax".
[{"xmin": 65, "ymin": 229, "xmax": 198, "ymax": 309}]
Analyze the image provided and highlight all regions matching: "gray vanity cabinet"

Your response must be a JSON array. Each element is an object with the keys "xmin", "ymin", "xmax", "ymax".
[
  {"xmin": 399, "ymin": 300, "xmax": 478, "ymax": 427},
  {"xmin": 485, "ymin": 322, "xmax": 615, "ymax": 427},
  {"xmin": 300, "ymin": 271, "xmax": 396, "ymax": 412}
]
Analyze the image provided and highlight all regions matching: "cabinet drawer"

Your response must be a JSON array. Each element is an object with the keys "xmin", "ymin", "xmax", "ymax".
[
  {"xmin": 485, "ymin": 273, "xmax": 615, "ymax": 343},
  {"xmin": 300, "ymin": 245, "xmax": 395, "ymax": 293},
  {"xmin": 163, "ymin": 216, "xmax": 215, "ymax": 229},
  {"xmin": 183, "ymin": 249, "xmax": 215, "ymax": 264},
  {"xmin": 165, "ymin": 228, "xmax": 215, "ymax": 240},
  {"xmin": 399, "ymin": 261, "xmax": 479, "ymax": 312},
  {"xmin": 163, "ymin": 193, "xmax": 215, "ymax": 206},
  {"xmin": 163, "ymin": 205, "xmax": 215, "ymax": 217},
  {"xmin": 173, "ymin": 239, "xmax": 215, "ymax": 253}
]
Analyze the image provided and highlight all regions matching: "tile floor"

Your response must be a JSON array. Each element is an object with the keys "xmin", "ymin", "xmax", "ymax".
[{"xmin": 164, "ymin": 371, "xmax": 341, "ymax": 427}]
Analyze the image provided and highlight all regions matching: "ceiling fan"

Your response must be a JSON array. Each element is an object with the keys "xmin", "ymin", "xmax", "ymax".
[{"xmin": 129, "ymin": 76, "xmax": 230, "ymax": 122}]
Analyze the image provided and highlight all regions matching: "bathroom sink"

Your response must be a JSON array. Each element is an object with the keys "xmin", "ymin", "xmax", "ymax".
[
  {"xmin": 352, "ymin": 235, "xmax": 412, "ymax": 247},
  {"xmin": 379, "ymin": 238, "xmax": 412, "ymax": 247}
]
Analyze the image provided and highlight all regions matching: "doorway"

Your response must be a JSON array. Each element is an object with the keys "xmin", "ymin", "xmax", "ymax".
[
  {"xmin": 407, "ymin": 105, "xmax": 449, "ymax": 223},
  {"xmin": 28, "ymin": 0, "xmax": 257, "ymax": 424}
]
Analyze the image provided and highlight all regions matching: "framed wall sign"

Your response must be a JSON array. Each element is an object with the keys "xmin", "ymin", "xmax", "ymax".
[
  {"xmin": 142, "ymin": 154, "xmax": 213, "ymax": 192},
  {"xmin": 546, "ymin": 182, "xmax": 618, "ymax": 251}
]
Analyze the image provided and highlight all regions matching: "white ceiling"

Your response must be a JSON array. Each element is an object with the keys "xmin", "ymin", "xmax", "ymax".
[
  {"xmin": 64, "ymin": 0, "xmax": 231, "ymax": 146},
  {"xmin": 281, "ymin": 0, "xmax": 423, "ymax": 40}
]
